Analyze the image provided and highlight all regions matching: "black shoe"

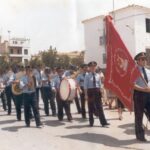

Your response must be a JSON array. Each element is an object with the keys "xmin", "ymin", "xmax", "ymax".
[
  {"xmin": 58, "ymin": 118, "xmax": 63, "ymax": 121},
  {"xmin": 52, "ymin": 113, "xmax": 56, "ymax": 117},
  {"xmin": 102, "ymin": 123, "xmax": 110, "ymax": 127},
  {"xmin": 26, "ymin": 124, "xmax": 30, "ymax": 127},
  {"xmin": 17, "ymin": 118, "xmax": 21, "ymax": 121},
  {"xmin": 89, "ymin": 123, "xmax": 93, "ymax": 127},
  {"xmin": 137, "ymin": 138, "xmax": 147, "ymax": 142}
]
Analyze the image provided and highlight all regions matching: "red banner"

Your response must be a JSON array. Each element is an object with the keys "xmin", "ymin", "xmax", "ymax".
[{"xmin": 104, "ymin": 15, "xmax": 140, "ymax": 111}]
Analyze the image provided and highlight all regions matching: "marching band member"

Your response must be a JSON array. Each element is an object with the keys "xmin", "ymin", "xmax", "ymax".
[
  {"xmin": 0, "ymin": 71, "xmax": 7, "ymax": 111},
  {"xmin": 41, "ymin": 67, "xmax": 56, "ymax": 116},
  {"xmin": 76, "ymin": 64, "xmax": 88, "ymax": 119},
  {"xmin": 64, "ymin": 65, "xmax": 81, "ymax": 114},
  {"xmin": 33, "ymin": 65, "xmax": 42, "ymax": 109},
  {"xmin": 3, "ymin": 67, "xmax": 15, "ymax": 115},
  {"xmin": 20, "ymin": 66, "xmax": 42, "ymax": 128},
  {"xmin": 12, "ymin": 66, "xmax": 25, "ymax": 121},
  {"xmin": 52, "ymin": 67, "xmax": 72, "ymax": 121},
  {"xmin": 84, "ymin": 61, "xmax": 110, "ymax": 127},
  {"xmin": 133, "ymin": 52, "xmax": 150, "ymax": 141}
]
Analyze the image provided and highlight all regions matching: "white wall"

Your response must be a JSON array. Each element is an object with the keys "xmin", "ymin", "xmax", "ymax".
[
  {"xmin": 83, "ymin": 6, "xmax": 150, "ymax": 68},
  {"xmin": 134, "ymin": 9, "xmax": 150, "ymax": 53},
  {"xmin": 83, "ymin": 16, "xmax": 106, "ymax": 68}
]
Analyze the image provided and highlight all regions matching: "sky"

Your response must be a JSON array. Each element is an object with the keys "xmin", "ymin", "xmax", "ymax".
[{"xmin": 0, "ymin": 0, "xmax": 150, "ymax": 54}]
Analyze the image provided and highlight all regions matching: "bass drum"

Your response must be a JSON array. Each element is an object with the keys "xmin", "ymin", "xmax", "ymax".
[{"xmin": 59, "ymin": 78, "xmax": 77, "ymax": 101}]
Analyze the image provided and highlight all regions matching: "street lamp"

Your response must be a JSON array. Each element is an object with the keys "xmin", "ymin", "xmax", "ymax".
[
  {"xmin": 126, "ymin": 25, "xmax": 134, "ymax": 34},
  {"xmin": 7, "ymin": 30, "xmax": 11, "ymax": 62}
]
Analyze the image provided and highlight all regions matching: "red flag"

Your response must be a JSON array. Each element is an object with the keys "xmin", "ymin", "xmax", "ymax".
[{"xmin": 104, "ymin": 15, "xmax": 141, "ymax": 111}]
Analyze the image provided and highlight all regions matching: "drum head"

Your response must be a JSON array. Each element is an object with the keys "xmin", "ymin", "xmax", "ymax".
[{"xmin": 60, "ymin": 79, "xmax": 70, "ymax": 100}]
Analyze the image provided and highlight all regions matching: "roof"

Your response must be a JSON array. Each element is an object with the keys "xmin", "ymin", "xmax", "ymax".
[
  {"xmin": 82, "ymin": 15, "xmax": 105, "ymax": 23},
  {"xmin": 109, "ymin": 4, "xmax": 150, "ymax": 14},
  {"xmin": 82, "ymin": 5, "xmax": 150, "ymax": 24}
]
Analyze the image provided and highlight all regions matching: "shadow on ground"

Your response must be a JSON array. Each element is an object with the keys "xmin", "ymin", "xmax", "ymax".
[
  {"xmin": 118, "ymin": 123, "xmax": 150, "ymax": 135},
  {"xmin": 43, "ymin": 120, "xmax": 65, "ymax": 127},
  {"xmin": 0, "ymin": 119, "xmax": 16, "ymax": 125},
  {"xmin": 1, "ymin": 125, "xmax": 37, "ymax": 132},
  {"xmin": 61, "ymin": 132, "xmax": 149, "ymax": 150}
]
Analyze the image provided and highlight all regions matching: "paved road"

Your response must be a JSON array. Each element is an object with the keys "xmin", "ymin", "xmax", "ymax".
[{"xmin": 0, "ymin": 102, "xmax": 149, "ymax": 150}]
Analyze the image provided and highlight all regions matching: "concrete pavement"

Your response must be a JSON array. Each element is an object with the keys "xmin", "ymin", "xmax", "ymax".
[{"xmin": 0, "ymin": 103, "xmax": 149, "ymax": 150}]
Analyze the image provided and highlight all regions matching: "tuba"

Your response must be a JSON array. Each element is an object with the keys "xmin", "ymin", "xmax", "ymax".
[{"xmin": 12, "ymin": 71, "xmax": 24, "ymax": 95}]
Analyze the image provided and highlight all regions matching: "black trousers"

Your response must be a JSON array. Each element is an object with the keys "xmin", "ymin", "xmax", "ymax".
[
  {"xmin": 0, "ymin": 90, "xmax": 7, "ymax": 111},
  {"xmin": 23, "ymin": 92, "xmax": 41, "ymax": 126},
  {"xmin": 14, "ymin": 94, "xmax": 23, "ymax": 120},
  {"xmin": 56, "ymin": 93, "xmax": 72, "ymax": 121},
  {"xmin": 80, "ymin": 87, "xmax": 86, "ymax": 118},
  {"xmin": 42, "ymin": 86, "xmax": 56, "ymax": 116},
  {"xmin": 74, "ymin": 96, "xmax": 81, "ymax": 113},
  {"xmin": 87, "ymin": 88, "xmax": 107, "ymax": 126},
  {"xmin": 5, "ymin": 86, "xmax": 15, "ymax": 114},
  {"xmin": 133, "ymin": 90, "xmax": 148, "ymax": 139},
  {"xmin": 36, "ymin": 87, "xmax": 40, "ymax": 108}
]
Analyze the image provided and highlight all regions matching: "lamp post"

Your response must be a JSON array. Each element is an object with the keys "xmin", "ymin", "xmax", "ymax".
[{"xmin": 7, "ymin": 30, "xmax": 11, "ymax": 63}]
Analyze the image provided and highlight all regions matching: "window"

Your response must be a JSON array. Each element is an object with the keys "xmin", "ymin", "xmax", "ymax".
[
  {"xmin": 24, "ymin": 59, "xmax": 28, "ymax": 65},
  {"xmin": 10, "ymin": 49, "xmax": 13, "ymax": 54},
  {"xmin": 146, "ymin": 18, "xmax": 150, "ymax": 33},
  {"xmin": 146, "ymin": 49, "xmax": 150, "ymax": 66},
  {"xmin": 24, "ymin": 49, "xmax": 28, "ymax": 55},
  {"xmin": 103, "ymin": 53, "xmax": 106, "ymax": 64},
  {"xmin": 17, "ymin": 49, "xmax": 20, "ymax": 54},
  {"xmin": 99, "ymin": 36, "xmax": 105, "ymax": 45}
]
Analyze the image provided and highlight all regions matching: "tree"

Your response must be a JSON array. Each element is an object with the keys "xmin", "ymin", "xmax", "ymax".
[{"xmin": 41, "ymin": 47, "xmax": 57, "ymax": 68}]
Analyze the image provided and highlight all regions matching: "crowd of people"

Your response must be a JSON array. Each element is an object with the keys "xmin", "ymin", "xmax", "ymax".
[{"xmin": 0, "ymin": 52, "xmax": 150, "ymax": 142}]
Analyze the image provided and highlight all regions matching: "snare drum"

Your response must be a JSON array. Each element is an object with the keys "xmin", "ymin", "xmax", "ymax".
[{"xmin": 59, "ymin": 78, "xmax": 77, "ymax": 101}]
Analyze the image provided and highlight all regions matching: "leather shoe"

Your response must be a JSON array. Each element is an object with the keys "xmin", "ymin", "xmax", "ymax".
[
  {"xmin": 137, "ymin": 137, "xmax": 147, "ymax": 142},
  {"xmin": 102, "ymin": 123, "xmax": 110, "ymax": 127}
]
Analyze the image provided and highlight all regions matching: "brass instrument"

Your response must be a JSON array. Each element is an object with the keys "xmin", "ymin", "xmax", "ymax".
[
  {"xmin": 27, "ymin": 75, "xmax": 36, "ymax": 91},
  {"xmin": 12, "ymin": 71, "xmax": 24, "ymax": 95}
]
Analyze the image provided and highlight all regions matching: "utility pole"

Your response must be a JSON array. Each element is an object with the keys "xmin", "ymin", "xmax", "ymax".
[{"xmin": 7, "ymin": 30, "xmax": 11, "ymax": 63}]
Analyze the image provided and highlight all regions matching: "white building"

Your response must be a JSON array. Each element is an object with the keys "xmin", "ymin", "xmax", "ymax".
[
  {"xmin": 8, "ymin": 38, "xmax": 31, "ymax": 64},
  {"xmin": 82, "ymin": 5, "xmax": 150, "ymax": 68}
]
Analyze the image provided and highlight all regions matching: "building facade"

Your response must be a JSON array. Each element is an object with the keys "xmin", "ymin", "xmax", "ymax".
[
  {"xmin": 0, "ymin": 37, "xmax": 31, "ymax": 64},
  {"xmin": 82, "ymin": 5, "xmax": 150, "ymax": 68}
]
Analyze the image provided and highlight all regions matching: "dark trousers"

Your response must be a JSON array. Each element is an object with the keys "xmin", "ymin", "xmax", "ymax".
[
  {"xmin": 0, "ymin": 90, "xmax": 7, "ymax": 111},
  {"xmin": 56, "ymin": 93, "xmax": 72, "ymax": 121},
  {"xmin": 87, "ymin": 88, "xmax": 107, "ymax": 126},
  {"xmin": 80, "ymin": 87, "xmax": 86, "ymax": 118},
  {"xmin": 36, "ymin": 87, "xmax": 40, "ymax": 108},
  {"xmin": 14, "ymin": 94, "xmax": 23, "ymax": 120},
  {"xmin": 74, "ymin": 96, "xmax": 81, "ymax": 113},
  {"xmin": 133, "ymin": 90, "xmax": 147, "ymax": 139},
  {"xmin": 23, "ymin": 92, "xmax": 41, "ymax": 126},
  {"xmin": 5, "ymin": 86, "xmax": 15, "ymax": 114},
  {"xmin": 144, "ymin": 93, "xmax": 150, "ymax": 121},
  {"xmin": 42, "ymin": 86, "xmax": 56, "ymax": 116}
]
